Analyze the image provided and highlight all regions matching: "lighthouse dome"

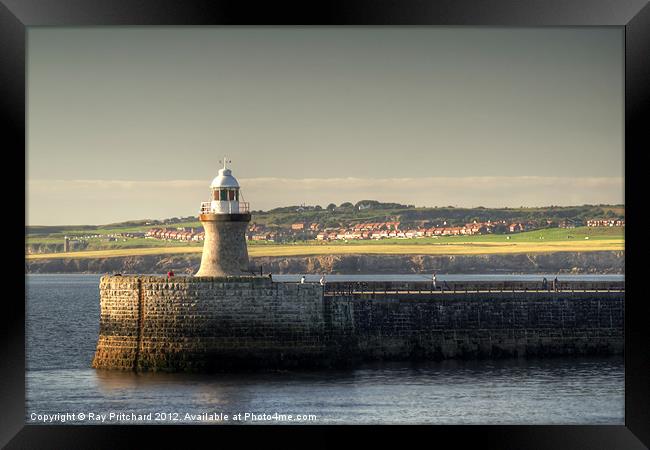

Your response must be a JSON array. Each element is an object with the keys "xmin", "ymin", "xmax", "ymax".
[{"xmin": 210, "ymin": 168, "xmax": 240, "ymax": 189}]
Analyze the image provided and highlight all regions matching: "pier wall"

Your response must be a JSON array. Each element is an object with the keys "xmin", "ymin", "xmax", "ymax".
[
  {"xmin": 93, "ymin": 276, "xmax": 624, "ymax": 371},
  {"xmin": 92, "ymin": 276, "xmax": 327, "ymax": 371},
  {"xmin": 326, "ymin": 292, "xmax": 624, "ymax": 361}
]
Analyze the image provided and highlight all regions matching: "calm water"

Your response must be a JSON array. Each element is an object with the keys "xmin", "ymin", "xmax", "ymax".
[{"xmin": 25, "ymin": 274, "xmax": 624, "ymax": 425}]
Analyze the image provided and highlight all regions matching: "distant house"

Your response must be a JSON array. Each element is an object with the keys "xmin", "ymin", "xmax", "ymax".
[
  {"xmin": 251, "ymin": 233, "xmax": 273, "ymax": 241},
  {"xmin": 586, "ymin": 219, "xmax": 625, "ymax": 227},
  {"xmin": 249, "ymin": 223, "xmax": 266, "ymax": 233},
  {"xmin": 291, "ymin": 223, "xmax": 305, "ymax": 231},
  {"xmin": 558, "ymin": 219, "xmax": 577, "ymax": 228},
  {"xmin": 464, "ymin": 223, "xmax": 486, "ymax": 235}
]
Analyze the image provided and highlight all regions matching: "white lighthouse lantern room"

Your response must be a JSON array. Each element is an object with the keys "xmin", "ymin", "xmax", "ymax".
[{"xmin": 201, "ymin": 158, "xmax": 249, "ymax": 215}]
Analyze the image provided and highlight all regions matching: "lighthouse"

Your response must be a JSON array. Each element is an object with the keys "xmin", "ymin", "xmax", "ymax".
[{"xmin": 195, "ymin": 158, "xmax": 251, "ymax": 276}]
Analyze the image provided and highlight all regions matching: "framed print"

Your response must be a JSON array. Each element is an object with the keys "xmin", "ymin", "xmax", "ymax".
[{"xmin": 4, "ymin": 0, "xmax": 650, "ymax": 447}]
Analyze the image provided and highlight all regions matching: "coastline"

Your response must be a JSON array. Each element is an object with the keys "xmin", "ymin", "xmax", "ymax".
[{"xmin": 25, "ymin": 250, "xmax": 624, "ymax": 275}]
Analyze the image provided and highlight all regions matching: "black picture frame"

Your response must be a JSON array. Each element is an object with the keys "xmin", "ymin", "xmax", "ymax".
[{"xmin": 4, "ymin": 0, "xmax": 649, "ymax": 447}]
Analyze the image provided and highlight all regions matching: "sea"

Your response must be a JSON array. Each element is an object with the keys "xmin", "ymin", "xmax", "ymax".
[{"xmin": 25, "ymin": 274, "xmax": 624, "ymax": 425}]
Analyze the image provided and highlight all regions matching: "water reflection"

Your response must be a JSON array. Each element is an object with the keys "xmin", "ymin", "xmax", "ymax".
[{"xmin": 25, "ymin": 357, "xmax": 625, "ymax": 425}]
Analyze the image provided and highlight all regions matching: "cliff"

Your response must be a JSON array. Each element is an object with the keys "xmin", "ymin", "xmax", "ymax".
[{"xmin": 26, "ymin": 251, "xmax": 624, "ymax": 274}]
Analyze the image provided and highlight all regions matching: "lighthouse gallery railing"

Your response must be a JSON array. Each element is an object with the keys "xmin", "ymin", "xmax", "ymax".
[{"xmin": 200, "ymin": 201, "xmax": 250, "ymax": 214}]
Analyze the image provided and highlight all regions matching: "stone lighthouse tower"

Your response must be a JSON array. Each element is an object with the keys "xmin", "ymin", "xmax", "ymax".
[{"xmin": 195, "ymin": 158, "xmax": 251, "ymax": 276}]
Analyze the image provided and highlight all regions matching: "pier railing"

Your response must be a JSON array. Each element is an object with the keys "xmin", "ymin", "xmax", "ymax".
[
  {"xmin": 200, "ymin": 201, "xmax": 250, "ymax": 214},
  {"xmin": 321, "ymin": 280, "xmax": 625, "ymax": 296}
]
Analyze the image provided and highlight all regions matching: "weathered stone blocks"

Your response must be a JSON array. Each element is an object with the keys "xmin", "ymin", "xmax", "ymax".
[
  {"xmin": 92, "ymin": 276, "xmax": 624, "ymax": 372},
  {"xmin": 328, "ymin": 292, "xmax": 624, "ymax": 360}
]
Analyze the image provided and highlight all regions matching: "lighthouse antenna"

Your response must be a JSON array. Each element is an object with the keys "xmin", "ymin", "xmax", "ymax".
[{"xmin": 221, "ymin": 156, "xmax": 231, "ymax": 170}]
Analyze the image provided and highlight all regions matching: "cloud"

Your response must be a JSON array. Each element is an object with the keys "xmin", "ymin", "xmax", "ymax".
[{"xmin": 27, "ymin": 176, "xmax": 624, "ymax": 225}]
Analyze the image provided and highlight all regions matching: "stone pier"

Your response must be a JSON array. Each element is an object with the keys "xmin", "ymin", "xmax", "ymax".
[{"xmin": 92, "ymin": 275, "xmax": 624, "ymax": 371}]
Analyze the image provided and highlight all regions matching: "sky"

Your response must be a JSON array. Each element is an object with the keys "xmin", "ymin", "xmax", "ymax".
[{"xmin": 27, "ymin": 27, "xmax": 624, "ymax": 225}]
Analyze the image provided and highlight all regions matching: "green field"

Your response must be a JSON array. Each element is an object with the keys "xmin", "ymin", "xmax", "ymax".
[
  {"xmin": 264, "ymin": 226, "xmax": 624, "ymax": 246},
  {"xmin": 26, "ymin": 200, "xmax": 624, "ymax": 259},
  {"xmin": 82, "ymin": 237, "xmax": 201, "ymax": 250},
  {"xmin": 26, "ymin": 221, "xmax": 203, "ymax": 244},
  {"xmin": 26, "ymin": 226, "xmax": 624, "ymax": 260},
  {"xmin": 26, "ymin": 203, "xmax": 624, "ymax": 241},
  {"xmin": 27, "ymin": 225, "xmax": 623, "ymax": 247}
]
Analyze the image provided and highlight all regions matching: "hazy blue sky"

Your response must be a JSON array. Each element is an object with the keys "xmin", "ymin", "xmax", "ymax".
[{"xmin": 27, "ymin": 27, "xmax": 623, "ymax": 225}]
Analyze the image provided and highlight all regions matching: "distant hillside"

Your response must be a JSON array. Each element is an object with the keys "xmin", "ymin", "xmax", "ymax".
[
  {"xmin": 26, "ymin": 203, "xmax": 624, "ymax": 243},
  {"xmin": 252, "ymin": 203, "xmax": 625, "ymax": 229}
]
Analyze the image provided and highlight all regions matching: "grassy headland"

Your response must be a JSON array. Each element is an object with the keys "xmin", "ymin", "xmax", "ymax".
[
  {"xmin": 27, "ymin": 226, "xmax": 623, "ymax": 260},
  {"xmin": 26, "ymin": 203, "xmax": 624, "ymax": 261}
]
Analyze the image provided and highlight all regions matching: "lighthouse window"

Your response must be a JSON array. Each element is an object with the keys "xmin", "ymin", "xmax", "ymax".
[
  {"xmin": 235, "ymin": 191, "xmax": 239, "ymax": 201},
  {"xmin": 228, "ymin": 190, "xmax": 236, "ymax": 201},
  {"xmin": 219, "ymin": 190, "xmax": 228, "ymax": 201}
]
